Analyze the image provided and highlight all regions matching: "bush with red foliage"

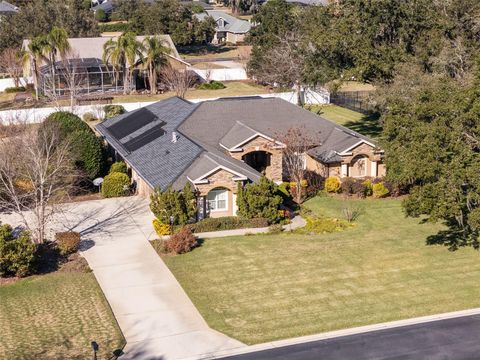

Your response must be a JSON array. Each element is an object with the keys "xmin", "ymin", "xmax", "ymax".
[{"xmin": 165, "ymin": 227, "xmax": 198, "ymax": 254}]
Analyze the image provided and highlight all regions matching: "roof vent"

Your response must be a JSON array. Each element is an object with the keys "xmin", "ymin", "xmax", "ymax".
[{"xmin": 171, "ymin": 131, "xmax": 178, "ymax": 143}]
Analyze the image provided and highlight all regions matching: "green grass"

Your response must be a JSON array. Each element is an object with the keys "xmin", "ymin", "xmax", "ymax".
[
  {"xmin": 309, "ymin": 104, "xmax": 382, "ymax": 138},
  {"xmin": 0, "ymin": 272, "xmax": 125, "ymax": 359},
  {"xmin": 164, "ymin": 197, "xmax": 480, "ymax": 344},
  {"xmin": 112, "ymin": 81, "xmax": 266, "ymax": 103}
]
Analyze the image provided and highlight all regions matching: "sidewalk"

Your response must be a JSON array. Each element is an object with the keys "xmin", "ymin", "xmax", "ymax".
[{"xmin": 164, "ymin": 216, "xmax": 306, "ymax": 240}]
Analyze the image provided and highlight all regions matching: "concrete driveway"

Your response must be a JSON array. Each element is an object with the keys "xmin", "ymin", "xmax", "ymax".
[{"xmin": 1, "ymin": 197, "xmax": 244, "ymax": 360}]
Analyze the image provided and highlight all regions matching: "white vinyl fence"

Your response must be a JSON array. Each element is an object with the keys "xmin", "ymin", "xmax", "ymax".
[
  {"xmin": 192, "ymin": 68, "xmax": 248, "ymax": 81},
  {"xmin": 0, "ymin": 89, "xmax": 330, "ymax": 125},
  {"xmin": 0, "ymin": 77, "xmax": 31, "ymax": 92}
]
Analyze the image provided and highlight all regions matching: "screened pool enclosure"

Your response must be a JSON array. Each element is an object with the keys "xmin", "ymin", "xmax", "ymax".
[{"xmin": 38, "ymin": 58, "xmax": 143, "ymax": 96}]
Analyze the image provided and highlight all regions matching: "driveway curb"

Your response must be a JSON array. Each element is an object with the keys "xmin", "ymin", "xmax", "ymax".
[{"xmin": 188, "ymin": 308, "xmax": 480, "ymax": 360}]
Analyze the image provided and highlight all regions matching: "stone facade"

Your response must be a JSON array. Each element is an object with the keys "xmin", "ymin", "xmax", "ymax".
[
  {"xmin": 194, "ymin": 169, "xmax": 240, "ymax": 218},
  {"xmin": 229, "ymin": 135, "xmax": 283, "ymax": 183},
  {"xmin": 131, "ymin": 169, "xmax": 154, "ymax": 197}
]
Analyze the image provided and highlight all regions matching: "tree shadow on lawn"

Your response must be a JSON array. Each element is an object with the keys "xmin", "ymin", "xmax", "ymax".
[
  {"xmin": 343, "ymin": 112, "xmax": 383, "ymax": 138},
  {"xmin": 426, "ymin": 227, "xmax": 479, "ymax": 251}
]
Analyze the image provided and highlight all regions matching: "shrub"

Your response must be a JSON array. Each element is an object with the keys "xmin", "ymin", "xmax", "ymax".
[
  {"xmin": 152, "ymin": 219, "xmax": 171, "ymax": 236},
  {"xmin": 42, "ymin": 112, "xmax": 106, "ymax": 179},
  {"xmin": 0, "ymin": 224, "xmax": 36, "ymax": 277},
  {"xmin": 109, "ymin": 161, "xmax": 128, "ymax": 174},
  {"xmin": 165, "ymin": 227, "xmax": 197, "ymax": 254},
  {"xmin": 324, "ymin": 176, "xmax": 341, "ymax": 193},
  {"xmin": 95, "ymin": 8, "xmax": 107, "ymax": 22},
  {"xmin": 268, "ymin": 224, "xmax": 284, "ymax": 234},
  {"xmin": 150, "ymin": 183, "xmax": 197, "ymax": 226},
  {"xmin": 186, "ymin": 217, "xmax": 269, "ymax": 233},
  {"xmin": 4, "ymin": 86, "xmax": 26, "ymax": 93},
  {"xmin": 104, "ymin": 105, "xmax": 126, "ymax": 119},
  {"xmin": 197, "ymin": 80, "xmax": 226, "ymax": 90},
  {"xmin": 341, "ymin": 177, "xmax": 355, "ymax": 195},
  {"xmin": 373, "ymin": 182, "xmax": 390, "ymax": 198},
  {"xmin": 102, "ymin": 172, "xmax": 130, "ymax": 198},
  {"xmin": 83, "ymin": 112, "xmax": 98, "ymax": 122},
  {"xmin": 55, "ymin": 232, "xmax": 81, "ymax": 256},
  {"xmin": 351, "ymin": 179, "xmax": 367, "ymax": 198},
  {"xmin": 237, "ymin": 176, "xmax": 283, "ymax": 223},
  {"xmin": 363, "ymin": 180, "xmax": 373, "ymax": 196}
]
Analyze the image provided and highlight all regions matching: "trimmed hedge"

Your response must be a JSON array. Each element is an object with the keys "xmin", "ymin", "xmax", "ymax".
[
  {"xmin": 152, "ymin": 219, "xmax": 171, "ymax": 236},
  {"xmin": 109, "ymin": 161, "xmax": 128, "ymax": 174},
  {"xmin": 325, "ymin": 176, "xmax": 341, "ymax": 193},
  {"xmin": 101, "ymin": 172, "xmax": 130, "ymax": 198},
  {"xmin": 4, "ymin": 86, "xmax": 26, "ymax": 93},
  {"xmin": 55, "ymin": 232, "xmax": 81, "ymax": 256},
  {"xmin": 186, "ymin": 217, "xmax": 269, "ymax": 233},
  {"xmin": 197, "ymin": 80, "xmax": 226, "ymax": 90}
]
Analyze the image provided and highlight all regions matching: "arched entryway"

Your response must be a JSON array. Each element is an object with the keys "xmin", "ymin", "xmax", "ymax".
[
  {"xmin": 242, "ymin": 151, "xmax": 272, "ymax": 173},
  {"xmin": 350, "ymin": 155, "xmax": 368, "ymax": 177}
]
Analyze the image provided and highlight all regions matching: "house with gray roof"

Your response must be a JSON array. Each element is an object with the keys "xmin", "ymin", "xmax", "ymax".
[
  {"xmin": 0, "ymin": 1, "xmax": 18, "ymax": 16},
  {"xmin": 195, "ymin": 10, "xmax": 251, "ymax": 44},
  {"xmin": 97, "ymin": 96, "xmax": 385, "ymax": 218}
]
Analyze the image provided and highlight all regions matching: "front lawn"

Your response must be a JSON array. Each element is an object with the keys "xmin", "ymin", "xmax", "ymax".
[
  {"xmin": 0, "ymin": 271, "xmax": 125, "ymax": 359},
  {"xmin": 164, "ymin": 197, "xmax": 480, "ymax": 344}
]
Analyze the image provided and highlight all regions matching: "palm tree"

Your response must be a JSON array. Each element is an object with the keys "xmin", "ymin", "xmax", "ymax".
[
  {"xmin": 22, "ymin": 35, "xmax": 48, "ymax": 101},
  {"xmin": 103, "ymin": 32, "xmax": 143, "ymax": 94},
  {"xmin": 141, "ymin": 36, "xmax": 170, "ymax": 94},
  {"xmin": 42, "ymin": 27, "xmax": 70, "ymax": 95}
]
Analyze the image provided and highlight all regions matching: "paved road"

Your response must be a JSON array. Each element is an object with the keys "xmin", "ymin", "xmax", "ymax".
[{"xmin": 220, "ymin": 315, "xmax": 480, "ymax": 360}]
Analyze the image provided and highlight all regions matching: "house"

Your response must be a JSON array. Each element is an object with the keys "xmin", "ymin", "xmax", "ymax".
[
  {"xmin": 0, "ymin": 1, "xmax": 18, "ymax": 16},
  {"xmin": 96, "ymin": 96, "xmax": 385, "ymax": 218},
  {"xmin": 22, "ymin": 35, "xmax": 189, "ymax": 96},
  {"xmin": 195, "ymin": 10, "xmax": 251, "ymax": 44}
]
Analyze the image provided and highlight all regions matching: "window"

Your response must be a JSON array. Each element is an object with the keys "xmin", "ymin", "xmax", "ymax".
[{"xmin": 207, "ymin": 189, "xmax": 228, "ymax": 211}]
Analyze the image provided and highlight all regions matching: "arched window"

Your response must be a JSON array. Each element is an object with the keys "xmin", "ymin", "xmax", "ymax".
[{"xmin": 207, "ymin": 188, "xmax": 228, "ymax": 212}]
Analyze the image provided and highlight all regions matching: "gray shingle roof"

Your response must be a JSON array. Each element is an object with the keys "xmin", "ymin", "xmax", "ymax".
[
  {"xmin": 0, "ymin": 1, "xmax": 18, "ymax": 13},
  {"xmin": 98, "ymin": 96, "xmax": 377, "ymax": 191},
  {"xmin": 96, "ymin": 97, "xmax": 203, "ymax": 190},
  {"xmin": 219, "ymin": 121, "xmax": 257, "ymax": 149},
  {"xmin": 195, "ymin": 10, "xmax": 251, "ymax": 34}
]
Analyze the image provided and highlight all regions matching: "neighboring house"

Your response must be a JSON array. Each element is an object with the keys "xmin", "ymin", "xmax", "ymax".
[
  {"xmin": 96, "ymin": 96, "xmax": 385, "ymax": 218},
  {"xmin": 195, "ymin": 10, "xmax": 251, "ymax": 44},
  {"xmin": 0, "ymin": 0, "xmax": 18, "ymax": 16},
  {"xmin": 22, "ymin": 35, "xmax": 189, "ymax": 96}
]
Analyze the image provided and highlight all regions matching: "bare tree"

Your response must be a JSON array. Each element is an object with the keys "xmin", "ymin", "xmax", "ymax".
[
  {"xmin": 248, "ymin": 32, "xmax": 306, "ymax": 106},
  {"xmin": 160, "ymin": 66, "xmax": 196, "ymax": 98},
  {"xmin": 275, "ymin": 126, "xmax": 320, "ymax": 204},
  {"xmin": 58, "ymin": 57, "xmax": 86, "ymax": 112},
  {"xmin": 0, "ymin": 120, "xmax": 76, "ymax": 244},
  {"xmin": 0, "ymin": 48, "xmax": 24, "ymax": 88}
]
